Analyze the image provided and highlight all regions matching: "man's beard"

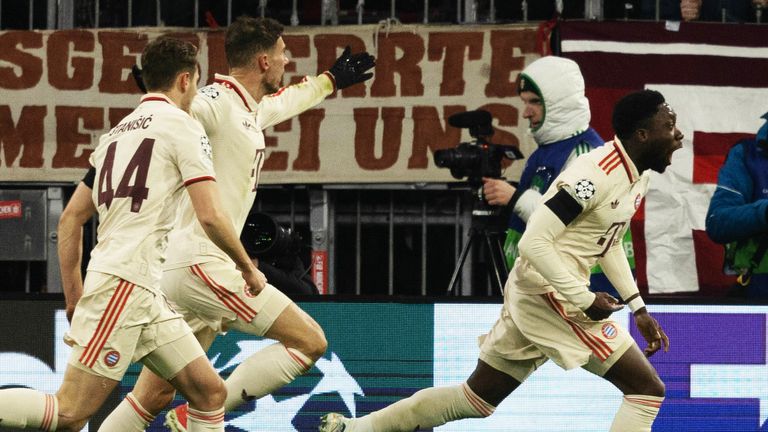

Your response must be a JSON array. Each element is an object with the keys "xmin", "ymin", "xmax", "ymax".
[{"xmin": 263, "ymin": 80, "xmax": 280, "ymax": 96}]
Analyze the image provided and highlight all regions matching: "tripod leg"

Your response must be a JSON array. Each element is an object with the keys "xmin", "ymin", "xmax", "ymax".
[
  {"xmin": 446, "ymin": 230, "xmax": 475, "ymax": 295},
  {"xmin": 484, "ymin": 234, "xmax": 509, "ymax": 295}
]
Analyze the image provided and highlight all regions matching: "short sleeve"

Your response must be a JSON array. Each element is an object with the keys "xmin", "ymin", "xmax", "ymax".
[
  {"xmin": 190, "ymin": 87, "xmax": 221, "ymax": 136},
  {"xmin": 172, "ymin": 116, "xmax": 216, "ymax": 186}
]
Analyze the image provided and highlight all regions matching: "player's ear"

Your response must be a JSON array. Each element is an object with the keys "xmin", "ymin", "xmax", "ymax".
[
  {"xmin": 177, "ymin": 71, "xmax": 191, "ymax": 92},
  {"xmin": 635, "ymin": 128, "xmax": 649, "ymax": 142},
  {"xmin": 257, "ymin": 53, "xmax": 270, "ymax": 72}
]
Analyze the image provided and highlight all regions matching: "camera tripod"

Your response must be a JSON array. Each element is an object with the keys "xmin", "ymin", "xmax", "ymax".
[{"xmin": 446, "ymin": 196, "xmax": 509, "ymax": 296}]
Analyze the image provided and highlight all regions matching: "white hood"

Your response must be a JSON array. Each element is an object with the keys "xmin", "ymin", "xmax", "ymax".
[{"xmin": 520, "ymin": 56, "xmax": 591, "ymax": 145}]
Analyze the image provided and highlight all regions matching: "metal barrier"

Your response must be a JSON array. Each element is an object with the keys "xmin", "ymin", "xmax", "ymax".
[{"xmin": 1, "ymin": 0, "xmax": 766, "ymax": 30}]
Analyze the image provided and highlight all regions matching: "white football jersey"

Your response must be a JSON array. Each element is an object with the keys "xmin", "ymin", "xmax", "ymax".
[
  {"xmin": 164, "ymin": 73, "xmax": 334, "ymax": 268},
  {"xmin": 514, "ymin": 138, "xmax": 650, "ymax": 303},
  {"xmin": 88, "ymin": 93, "xmax": 215, "ymax": 289}
]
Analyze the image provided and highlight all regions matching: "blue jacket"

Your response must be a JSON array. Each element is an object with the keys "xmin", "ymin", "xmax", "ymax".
[
  {"xmin": 508, "ymin": 128, "xmax": 603, "ymax": 232},
  {"xmin": 706, "ymin": 139, "xmax": 768, "ymax": 244},
  {"xmin": 706, "ymin": 134, "xmax": 768, "ymax": 297}
]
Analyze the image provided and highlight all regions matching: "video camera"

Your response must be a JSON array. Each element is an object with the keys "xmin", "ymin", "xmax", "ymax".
[
  {"xmin": 433, "ymin": 110, "xmax": 524, "ymax": 186},
  {"xmin": 240, "ymin": 212, "xmax": 303, "ymax": 260}
]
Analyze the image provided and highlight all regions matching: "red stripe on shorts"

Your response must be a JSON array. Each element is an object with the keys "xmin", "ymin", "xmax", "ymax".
[
  {"xmin": 191, "ymin": 264, "xmax": 257, "ymax": 322},
  {"xmin": 543, "ymin": 293, "xmax": 612, "ymax": 361},
  {"xmin": 80, "ymin": 281, "xmax": 135, "ymax": 367}
]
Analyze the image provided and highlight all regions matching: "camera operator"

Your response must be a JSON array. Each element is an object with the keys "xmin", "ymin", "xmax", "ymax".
[
  {"xmin": 705, "ymin": 112, "xmax": 768, "ymax": 298},
  {"xmin": 241, "ymin": 212, "xmax": 319, "ymax": 296},
  {"xmin": 482, "ymin": 56, "xmax": 631, "ymax": 296}
]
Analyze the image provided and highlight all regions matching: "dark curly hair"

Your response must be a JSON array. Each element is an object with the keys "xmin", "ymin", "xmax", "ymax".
[{"xmin": 612, "ymin": 90, "xmax": 666, "ymax": 142}]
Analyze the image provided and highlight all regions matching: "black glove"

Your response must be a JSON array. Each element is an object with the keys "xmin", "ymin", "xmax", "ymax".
[
  {"xmin": 131, "ymin": 65, "xmax": 147, "ymax": 94},
  {"xmin": 328, "ymin": 46, "xmax": 375, "ymax": 90}
]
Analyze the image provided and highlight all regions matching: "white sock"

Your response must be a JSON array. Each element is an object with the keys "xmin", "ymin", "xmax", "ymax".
[
  {"xmin": 0, "ymin": 388, "xmax": 58, "ymax": 430},
  {"xmin": 609, "ymin": 394, "xmax": 664, "ymax": 432},
  {"xmin": 187, "ymin": 406, "xmax": 224, "ymax": 432},
  {"xmin": 351, "ymin": 383, "xmax": 495, "ymax": 432},
  {"xmin": 224, "ymin": 343, "xmax": 313, "ymax": 411},
  {"xmin": 97, "ymin": 392, "xmax": 155, "ymax": 431}
]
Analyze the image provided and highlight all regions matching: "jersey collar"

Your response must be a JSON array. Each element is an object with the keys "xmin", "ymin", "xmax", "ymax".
[
  {"xmin": 213, "ymin": 74, "xmax": 257, "ymax": 112},
  {"xmin": 140, "ymin": 93, "xmax": 176, "ymax": 106},
  {"xmin": 611, "ymin": 137, "xmax": 639, "ymax": 183}
]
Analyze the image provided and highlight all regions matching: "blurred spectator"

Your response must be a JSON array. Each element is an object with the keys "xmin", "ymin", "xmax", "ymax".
[
  {"xmin": 705, "ymin": 113, "xmax": 768, "ymax": 298},
  {"xmin": 605, "ymin": 0, "xmax": 762, "ymax": 22}
]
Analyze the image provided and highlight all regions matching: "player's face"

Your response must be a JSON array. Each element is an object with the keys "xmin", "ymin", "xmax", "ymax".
[
  {"xmin": 520, "ymin": 91, "xmax": 544, "ymax": 131},
  {"xmin": 262, "ymin": 37, "xmax": 289, "ymax": 95},
  {"xmin": 643, "ymin": 103, "xmax": 684, "ymax": 173}
]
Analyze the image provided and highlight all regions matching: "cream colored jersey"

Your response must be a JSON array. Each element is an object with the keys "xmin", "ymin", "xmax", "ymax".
[
  {"xmin": 514, "ymin": 138, "xmax": 649, "ymax": 309},
  {"xmin": 87, "ymin": 94, "xmax": 215, "ymax": 290},
  {"xmin": 165, "ymin": 73, "xmax": 334, "ymax": 268}
]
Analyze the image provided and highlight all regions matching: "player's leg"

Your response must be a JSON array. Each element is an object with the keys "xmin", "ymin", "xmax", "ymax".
[
  {"xmin": 223, "ymin": 299, "xmax": 327, "ymax": 411},
  {"xmin": 99, "ymin": 328, "xmax": 216, "ymax": 431},
  {"xmin": 142, "ymin": 331, "xmax": 226, "ymax": 432},
  {"xmin": 0, "ymin": 365, "xmax": 118, "ymax": 431},
  {"xmin": 602, "ymin": 344, "xmax": 665, "ymax": 432},
  {"xmin": 165, "ymin": 262, "xmax": 326, "ymax": 412},
  {"xmin": 320, "ymin": 285, "xmax": 542, "ymax": 432},
  {"xmin": 97, "ymin": 367, "xmax": 175, "ymax": 431},
  {"xmin": 319, "ymin": 359, "xmax": 521, "ymax": 432}
]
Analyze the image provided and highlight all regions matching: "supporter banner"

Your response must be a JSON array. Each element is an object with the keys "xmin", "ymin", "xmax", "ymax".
[
  {"xmin": 0, "ymin": 301, "xmax": 766, "ymax": 431},
  {"xmin": 560, "ymin": 21, "xmax": 768, "ymax": 295},
  {"xmin": 0, "ymin": 25, "xmax": 541, "ymax": 184}
]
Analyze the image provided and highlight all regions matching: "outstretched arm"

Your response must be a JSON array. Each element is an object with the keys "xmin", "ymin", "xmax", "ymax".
[{"xmin": 258, "ymin": 46, "xmax": 375, "ymax": 129}]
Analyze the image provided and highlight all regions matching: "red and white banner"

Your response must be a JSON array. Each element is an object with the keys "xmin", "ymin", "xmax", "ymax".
[
  {"xmin": 0, "ymin": 25, "xmax": 543, "ymax": 184},
  {"xmin": 560, "ymin": 21, "xmax": 768, "ymax": 295}
]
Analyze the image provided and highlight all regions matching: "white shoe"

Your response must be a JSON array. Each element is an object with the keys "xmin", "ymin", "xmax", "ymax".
[{"xmin": 319, "ymin": 413, "xmax": 350, "ymax": 432}]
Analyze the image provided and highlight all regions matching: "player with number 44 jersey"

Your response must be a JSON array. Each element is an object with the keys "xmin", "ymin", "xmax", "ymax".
[{"xmin": 87, "ymin": 95, "xmax": 214, "ymax": 290}]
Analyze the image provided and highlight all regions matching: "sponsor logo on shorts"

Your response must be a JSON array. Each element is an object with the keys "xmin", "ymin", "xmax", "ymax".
[
  {"xmin": 104, "ymin": 350, "xmax": 121, "ymax": 367},
  {"xmin": 601, "ymin": 323, "xmax": 617, "ymax": 339}
]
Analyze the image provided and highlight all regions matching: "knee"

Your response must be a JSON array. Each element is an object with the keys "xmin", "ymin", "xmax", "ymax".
[
  {"xmin": 187, "ymin": 378, "xmax": 227, "ymax": 411},
  {"xmin": 295, "ymin": 327, "xmax": 327, "ymax": 362},
  {"xmin": 207, "ymin": 379, "xmax": 228, "ymax": 408},
  {"xmin": 308, "ymin": 330, "xmax": 328, "ymax": 361}
]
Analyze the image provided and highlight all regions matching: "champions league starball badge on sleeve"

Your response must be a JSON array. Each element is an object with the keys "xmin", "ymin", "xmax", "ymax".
[{"xmin": 574, "ymin": 179, "xmax": 596, "ymax": 200}]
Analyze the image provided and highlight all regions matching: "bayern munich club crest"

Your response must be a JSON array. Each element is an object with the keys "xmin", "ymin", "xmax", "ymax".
[
  {"xmin": 601, "ymin": 323, "xmax": 618, "ymax": 339},
  {"xmin": 104, "ymin": 350, "xmax": 121, "ymax": 367},
  {"xmin": 574, "ymin": 179, "xmax": 596, "ymax": 200}
]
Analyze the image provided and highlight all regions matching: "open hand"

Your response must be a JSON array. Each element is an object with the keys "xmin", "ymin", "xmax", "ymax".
[{"xmin": 328, "ymin": 46, "xmax": 376, "ymax": 90}]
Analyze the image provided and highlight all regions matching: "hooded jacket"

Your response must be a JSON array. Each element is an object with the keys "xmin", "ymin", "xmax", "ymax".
[{"xmin": 520, "ymin": 56, "xmax": 592, "ymax": 145}]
